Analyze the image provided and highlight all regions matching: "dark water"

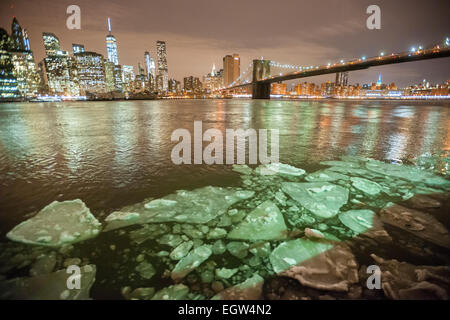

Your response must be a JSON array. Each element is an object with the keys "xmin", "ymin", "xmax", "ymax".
[{"xmin": 0, "ymin": 99, "xmax": 449, "ymax": 235}]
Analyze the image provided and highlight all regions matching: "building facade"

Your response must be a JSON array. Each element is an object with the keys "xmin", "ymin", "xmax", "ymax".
[{"xmin": 223, "ymin": 53, "xmax": 240, "ymax": 87}]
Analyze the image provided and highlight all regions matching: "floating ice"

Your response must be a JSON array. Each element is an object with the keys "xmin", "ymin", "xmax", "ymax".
[
  {"xmin": 105, "ymin": 211, "xmax": 140, "ymax": 222},
  {"xmin": 7, "ymin": 200, "xmax": 101, "ymax": 247},
  {"xmin": 227, "ymin": 242, "xmax": 249, "ymax": 259},
  {"xmin": 212, "ymin": 273, "xmax": 264, "ymax": 300},
  {"xmin": 215, "ymin": 267, "xmax": 238, "ymax": 279},
  {"xmin": 366, "ymin": 160, "xmax": 450, "ymax": 188},
  {"xmin": 270, "ymin": 239, "xmax": 333, "ymax": 274},
  {"xmin": 136, "ymin": 261, "xmax": 156, "ymax": 280},
  {"xmin": 350, "ymin": 177, "xmax": 382, "ymax": 195},
  {"xmin": 104, "ymin": 186, "xmax": 255, "ymax": 231},
  {"xmin": 232, "ymin": 164, "xmax": 253, "ymax": 175},
  {"xmin": 171, "ymin": 245, "xmax": 212, "ymax": 280},
  {"xmin": 281, "ymin": 182, "xmax": 349, "ymax": 219},
  {"xmin": 256, "ymin": 163, "xmax": 305, "ymax": 177},
  {"xmin": 170, "ymin": 241, "xmax": 194, "ymax": 260},
  {"xmin": 151, "ymin": 284, "xmax": 189, "ymax": 300},
  {"xmin": 305, "ymin": 170, "xmax": 349, "ymax": 182},
  {"xmin": 228, "ymin": 201, "xmax": 287, "ymax": 241},
  {"xmin": 338, "ymin": 210, "xmax": 374, "ymax": 234}
]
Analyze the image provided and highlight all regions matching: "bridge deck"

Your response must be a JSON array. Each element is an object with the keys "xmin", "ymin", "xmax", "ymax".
[{"xmin": 223, "ymin": 46, "xmax": 450, "ymax": 91}]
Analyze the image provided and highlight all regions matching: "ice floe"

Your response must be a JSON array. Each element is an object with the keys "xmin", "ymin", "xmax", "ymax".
[{"xmin": 7, "ymin": 200, "xmax": 101, "ymax": 247}]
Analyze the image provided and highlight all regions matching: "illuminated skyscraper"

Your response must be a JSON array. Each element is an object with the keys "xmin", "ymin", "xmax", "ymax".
[
  {"xmin": 41, "ymin": 32, "xmax": 79, "ymax": 95},
  {"xmin": 72, "ymin": 44, "xmax": 85, "ymax": 54},
  {"xmin": 223, "ymin": 54, "xmax": 240, "ymax": 87},
  {"xmin": 105, "ymin": 18, "xmax": 119, "ymax": 65},
  {"xmin": 74, "ymin": 51, "xmax": 106, "ymax": 94},
  {"xmin": 42, "ymin": 32, "xmax": 61, "ymax": 56},
  {"xmin": 0, "ymin": 28, "xmax": 20, "ymax": 99},
  {"xmin": 144, "ymin": 51, "xmax": 156, "ymax": 81},
  {"xmin": 23, "ymin": 29, "xmax": 30, "ymax": 51},
  {"xmin": 6, "ymin": 18, "xmax": 39, "ymax": 98},
  {"xmin": 11, "ymin": 17, "xmax": 26, "ymax": 52},
  {"xmin": 156, "ymin": 40, "xmax": 168, "ymax": 91},
  {"xmin": 377, "ymin": 73, "xmax": 382, "ymax": 86}
]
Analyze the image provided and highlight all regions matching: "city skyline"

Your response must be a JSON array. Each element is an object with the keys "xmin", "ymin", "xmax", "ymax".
[{"xmin": 0, "ymin": 0, "xmax": 449, "ymax": 87}]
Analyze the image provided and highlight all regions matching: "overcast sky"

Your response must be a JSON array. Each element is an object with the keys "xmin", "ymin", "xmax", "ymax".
[{"xmin": 1, "ymin": 0, "xmax": 449, "ymax": 87}]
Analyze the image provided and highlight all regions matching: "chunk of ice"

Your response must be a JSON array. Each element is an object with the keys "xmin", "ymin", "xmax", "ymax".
[
  {"xmin": 171, "ymin": 245, "xmax": 212, "ymax": 280},
  {"xmin": 228, "ymin": 201, "xmax": 287, "ymax": 241},
  {"xmin": 281, "ymin": 182, "xmax": 349, "ymax": 219},
  {"xmin": 7, "ymin": 200, "xmax": 101, "ymax": 247}
]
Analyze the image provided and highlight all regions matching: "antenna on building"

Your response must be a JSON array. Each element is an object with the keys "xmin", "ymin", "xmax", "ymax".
[{"xmin": 108, "ymin": 17, "xmax": 111, "ymax": 34}]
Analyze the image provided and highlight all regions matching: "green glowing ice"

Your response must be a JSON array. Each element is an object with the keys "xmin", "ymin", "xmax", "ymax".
[
  {"xmin": 350, "ymin": 177, "xmax": 382, "ymax": 195},
  {"xmin": 281, "ymin": 182, "xmax": 349, "ymax": 219},
  {"xmin": 135, "ymin": 261, "xmax": 156, "ymax": 280},
  {"xmin": 170, "ymin": 241, "xmax": 194, "ymax": 260},
  {"xmin": 338, "ymin": 209, "xmax": 374, "ymax": 234},
  {"xmin": 366, "ymin": 160, "xmax": 450, "ymax": 188},
  {"xmin": 305, "ymin": 170, "xmax": 349, "ymax": 182},
  {"xmin": 104, "ymin": 186, "xmax": 255, "ymax": 230},
  {"xmin": 228, "ymin": 200, "xmax": 288, "ymax": 241},
  {"xmin": 6, "ymin": 200, "xmax": 101, "ymax": 247},
  {"xmin": 256, "ymin": 163, "xmax": 306, "ymax": 177},
  {"xmin": 151, "ymin": 284, "xmax": 189, "ymax": 300},
  {"xmin": 171, "ymin": 245, "xmax": 212, "ymax": 280},
  {"xmin": 215, "ymin": 267, "xmax": 238, "ymax": 279},
  {"xmin": 269, "ymin": 239, "xmax": 333, "ymax": 273}
]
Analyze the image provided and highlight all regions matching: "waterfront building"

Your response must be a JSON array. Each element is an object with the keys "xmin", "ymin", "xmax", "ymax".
[
  {"xmin": 0, "ymin": 28, "xmax": 20, "ymax": 99},
  {"xmin": 74, "ymin": 51, "xmax": 106, "ymax": 94},
  {"xmin": 144, "ymin": 51, "xmax": 156, "ymax": 85},
  {"xmin": 72, "ymin": 44, "xmax": 85, "ymax": 54},
  {"xmin": 105, "ymin": 18, "xmax": 119, "ymax": 65},
  {"xmin": 156, "ymin": 40, "xmax": 168, "ymax": 92},
  {"xmin": 223, "ymin": 54, "xmax": 240, "ymax": 87},
  {"xmin": 271, "ymin": 82, "xmax": 287, "ymax": 95},
  {"xmin": 183, "ymin": 76, "xmax": 202, "ymax": 94},
  {"xmin": 203, "ymin": 64, "xmax": 224, "ymax": 92}
]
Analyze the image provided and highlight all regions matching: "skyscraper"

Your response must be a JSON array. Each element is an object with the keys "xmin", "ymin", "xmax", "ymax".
[
  {"xmin": 223, "ymin": 54, "xmax": 240, "ymax": 87},
  {"xmin": 74, "ymin": 51, "xmax": 106, "ymax": 94},
  {"xmin": 42, "ymin": 32, "xmax": 61, "ymax": 56},
  {"xmin": 144, "ymin": 51, "xmax": 156, "ymax": 82},
  {"xmin": 11, "ymin": 17, "xmax": 26, "ymax": 52},
  {"xmin": 105, "ymin": 18, "xmax": 119, "ymax": 65},
  {"xmin": 42, "ymin": 32, "xmax": 79, "ymax": 96},
  {"xmin": 72, "ymin": 44, "xmax": 85, "ymax": 54},
  {"xmin": 0, "ymin": 28, "xmax": 20, "ymax": 99},
  {"xmin": 156, "ymin": 40, "xmax": 168, "ymax": 92}
]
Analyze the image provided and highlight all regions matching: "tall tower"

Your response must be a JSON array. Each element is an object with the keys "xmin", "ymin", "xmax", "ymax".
[
  {"xmin": 377, "ymin": 73, "xmax": 382, "ymax": 86},
  {"xmin": 144, "ymin": 51, "xmax": 156, "ymax": 81},
  {"xmin": 223, "ymin": 53, "xmax": 240, "ymax": 86},
  {"xmin": 42, "ymin": 32, "xmax": 61, "ymax": 56},
  {"xmin": 156, "ymin": 40, "xmax": 168, "ymax": 91},
  {"xmin": 105, "ymin": 18, "xmax": 119, "ymax": 65},
  {"xmin": 11, "ymin": 17, "xmax": 25, "ymax": 52}
]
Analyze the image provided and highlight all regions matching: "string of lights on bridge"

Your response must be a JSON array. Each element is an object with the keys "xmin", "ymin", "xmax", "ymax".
[{"xmin": 223, "ymin": 37, "xmax": 449, "ymax": 90}]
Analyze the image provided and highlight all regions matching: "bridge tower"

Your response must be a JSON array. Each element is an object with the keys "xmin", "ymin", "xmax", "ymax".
[{"xmin": 252, "ymin": 59, "xmax": 271, "ymax": 99}]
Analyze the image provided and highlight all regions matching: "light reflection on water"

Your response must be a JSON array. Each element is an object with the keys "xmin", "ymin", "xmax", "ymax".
[{"xmin": 0, "ymin": 99, "xmax": 448, "ymax": 234}]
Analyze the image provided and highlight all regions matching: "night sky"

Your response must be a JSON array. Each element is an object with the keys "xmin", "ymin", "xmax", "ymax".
[{"xmin": 1, "ymin": 0, "xmax": 449, "ymax": 87}]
